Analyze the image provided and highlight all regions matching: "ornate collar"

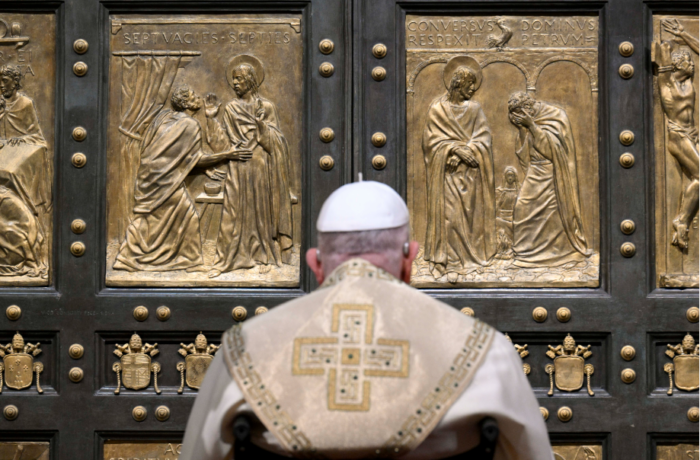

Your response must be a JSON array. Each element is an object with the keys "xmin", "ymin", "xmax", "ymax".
[{"xmin": 320, "ymin": 258, "xmax": 402, "ymax": 289}]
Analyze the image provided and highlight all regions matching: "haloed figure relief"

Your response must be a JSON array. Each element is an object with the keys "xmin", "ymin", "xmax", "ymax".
[
  {"xmin": 0, "ymin": 16, "xmax": 55, "ymax": 286},
  {"xmin": 204, "ymin": 55, "xmax": 295, "ymax": 278},
  {"xmin": 422, "ymin": 56, "xmax": 495, "ymax": 283},
  {"xmin": 407, "ymin": 15, "xmax": 600, "ymax": 287},
  {"xmin": 106, "ymin": 15, "xmax": 302, "ymax": 287}
]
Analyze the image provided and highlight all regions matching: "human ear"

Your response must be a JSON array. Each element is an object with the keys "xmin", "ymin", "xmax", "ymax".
[{"xmin": 305, "ymin": 248, "xmax": 324, "ymax": 284}]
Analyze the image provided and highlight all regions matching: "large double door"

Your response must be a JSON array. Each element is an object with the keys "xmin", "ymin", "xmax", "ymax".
[{"xmin": 0, "ymin": 0, "xmax": 697, "ymax": 459}]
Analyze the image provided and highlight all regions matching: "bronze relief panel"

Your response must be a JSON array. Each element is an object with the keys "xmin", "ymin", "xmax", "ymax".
[
  {"xmin": 104, "ymin": 442, "xmax": 181, "ymax": 459},
  {"xmin": 0, "ymin": 14, "xmax": 54, "ymax": 287},
  {"xmin": 552, "ymin": 444, "xmax": 603, "ymax": 460},
  {"xmin": 406, "ymin": 15, "xmax": 600, "ymax": 288},
  {"xmin": 657, "ymin": 444, "xmax": 700, "ymax": 460},
  {"xmin": 652, "ymin": 15, "xmax": 699, "ymax": 289},
  {"xmin": 0, "ymin": 443, "xmax": 49, "ymax": 460},
  {"xmin": 106, "ymin": 14, "xmax": 303, "ymax": 287}
]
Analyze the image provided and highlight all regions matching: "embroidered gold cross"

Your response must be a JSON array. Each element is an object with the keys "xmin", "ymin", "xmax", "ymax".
[{"xmin": 292, "ymin": 304, "xmax": 409, "ymax": 411}]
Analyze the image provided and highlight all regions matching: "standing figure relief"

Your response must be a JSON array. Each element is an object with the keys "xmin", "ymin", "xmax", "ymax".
[
  {"xmin": 654, "ymin": 19, "xmax": 699, "ymax": 251},
  {"xmin": 203, "ymin": 56, "xmax": 295, "ymax": 278},
  {"xmin": 422, "ymin": 56, "xmax": 496, "ymax": 284}
]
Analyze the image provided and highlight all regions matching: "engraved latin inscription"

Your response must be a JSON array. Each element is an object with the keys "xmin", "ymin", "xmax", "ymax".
[
  {"xmin": 106, "ymin": 15, "xmax": 302, "ymax": 287},
  {"xmin": 407, "ymin": 15, "xmax": 600, "ymax": 288},
  {"xmin": 104, "ymin": 442, "xmax": 181, "ymax": 460}
]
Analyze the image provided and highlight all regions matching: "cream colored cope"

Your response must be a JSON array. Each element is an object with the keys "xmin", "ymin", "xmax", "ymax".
[{"xmin": 180, "ymin": 259, "xmax": 552, "ymax": 459}]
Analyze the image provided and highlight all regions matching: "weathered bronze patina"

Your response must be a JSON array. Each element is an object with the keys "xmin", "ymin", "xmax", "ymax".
[
  {"xmin": 657, "ymin": 444, "xmax": 700, "ymax": 460},
  {"xmin": 105, "ymin": 14, "xmax": 303, "ymax": 287},
  {"xmin": 0, "ymin": 443, "xmax": 49, "ymax": 460},
  {"xmin": 177, "ymin": 332, "xmax": 220, "ymax": 392},
  {"xmin": 406, "ymin": 15, "xmax": 600, "ymax": 288}
]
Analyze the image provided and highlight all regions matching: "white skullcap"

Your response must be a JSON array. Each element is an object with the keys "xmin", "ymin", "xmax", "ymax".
[{"xmin": 317, "ymin": 181, "xmax": 409, "ymax": 232}]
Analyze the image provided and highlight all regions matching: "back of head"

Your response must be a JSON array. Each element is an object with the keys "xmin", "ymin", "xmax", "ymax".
[{"xmin": 316, "ymin": 181, "xmax": 410, "ymax": 277}]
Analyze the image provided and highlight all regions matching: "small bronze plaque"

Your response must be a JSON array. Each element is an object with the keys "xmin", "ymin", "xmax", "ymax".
[
  {"xmin": 105, "ymin": 14, "xmax": 303, "ymax": 287},
  {"xmin": 104, "ymin": 441, "xmax": 181, "ymax": 460},
  {"xmin": 553, "ymin": 444, "xmax": 602, "ymax": 460},
  {"xmin": 184, "ymin": 353, "xmax": 213, "ymax": 389},
  {"xmin": 554, "ymin": 355, "xmax": 585, "ymax": 392},
  {"xmin": 674, "ymin": 354, "xmax": 700, "ymax": 391},
  {"xmin": 0, "ymin": 14, "xmax": 55, "ymax": 287},
  {"xmin": 406, "ymin": 15, "xmax": 600, "ymax": 288},
  {"xmin": 121, "ymin": 353, "xmax": 151, "ymax": 391}
]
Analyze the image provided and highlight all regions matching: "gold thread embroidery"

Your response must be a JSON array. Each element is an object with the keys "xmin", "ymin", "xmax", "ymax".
[
  {"xmin": 379, "ymin": 320, "xmax": 494, "ymax": 456},
  {"xmin": 293, "ymin": 303, "xmax": 410, "ymax": 412},
  {"xmin": 225, "ymin": 325, "xmax": 319, "ymax": 457}
]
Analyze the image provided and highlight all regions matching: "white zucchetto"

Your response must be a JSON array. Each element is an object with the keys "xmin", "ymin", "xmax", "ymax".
[{"xmin": 316, "ymin": 181, "xmax": 409, "ymax": 232}]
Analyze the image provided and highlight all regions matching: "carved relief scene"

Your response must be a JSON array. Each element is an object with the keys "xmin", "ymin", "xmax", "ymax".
[
  {"xmin": 652, "ymin": 15, "xmax": 699, "ymax": 289},
  {"xmin": 552, "ymin": 444, "xmax": 602, "ymax": 460},
  {"xmin": 106, "ymin": 15, "xmax": 303, "ymax": 287},
  {"xmin": 657, "ymin": 444, "xmax": 700, "ymax": 460},
  {"xmin": 406, "ymin": 15, "xmax": 600, "ymax": 287},
  {"xmin": 0, "ymin": 15, "xmax": 54, "ymax": 286}
]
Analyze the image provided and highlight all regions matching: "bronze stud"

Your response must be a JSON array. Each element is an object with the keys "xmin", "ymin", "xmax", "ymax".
[
  {"xmin": 133, "ymin": 306, "xmax": 149, "ymax": 322},
  {"xmin": 155, "ymin": 405, "xmax": 170, "ymax": 422},
  {"xmin": 73, "ymin": 39, "xmax": 89, "ymax": 55},
  {"xmin": 532, "ymin": 307, "xmax": 548, "ymax": 323},
  {"xmin": 619, "ymin": 130, "xmax": 635, "ymax": 146},
  {"xmin": 3, "ymin": 405, "xmax": 19, "ymax": 421},
  {"xmin": 71, "ymin": 152, "xmax": 87, "ymax": 168},
  {"xmin": 372, "ymin": 43, "xmax": 387, "ymax": 59},
  {"xmin": 557, "ymin": 406, "xmax": 573, "ymax": 422},
  {"xmin": 620, "ymin": 345, "xmax": 636, "ymax": 361},
  {"xmin": 687, "ymin": 307, "xmax": 699, "ymax": 323},
  {"xmin": 620, "ymin": 242, "xmax": 636, "ymax": 258},
  {"xmin": 620, "ymin": 219, "xmax": 635, "ymax": 235},
  {"xmin": 319, "ymin": 62, "xmax": 334, "ymax": 77},
  {"xmin": 255, "ymin": 306, "xmax": 268, "ymax": 316},
  {"xmin": 69, "ymin": 344, "xmax": 84, "ymax": 359},
  {"xmin": 319, "ymin": 127, "xmax": 335, "ymax": 143},
  {"xmin": 70, "ymin": 241, "xmax": 86, "ymax": 257},
  {"xmin": 688, "ymin": 407, "xmax": 699, "ymax": 423},
  {"xmin": 371, "ymin": 66, "xmax": 386, "ymax": 81},
  {"xmin": 5, "ymin": 305, "xmax": 21, "ymax": 321},
  {"xmin": 132, "ymin": 406, "xmax": 147, "ymax": 422},
  {"xmin": 73, "ymin": 61, "xmax": 88, "ymax": 77},
  {"xmin": 540, "ymin": 407, "xmax": 549, "ymax": 421},
  {"xmin": 71, "ymin": 219, "xmax": 86, "ymax": 234},
  {"xmin": 319, "ymin": 155, "xmax": 335, "ymax": 171},
  {"xmin": 72, "ymin": 126, "xmax": 87, "ymax": 142},
  {"xmin": 619, "ymin": 63, "xmax": 634, "ymax": 79},
  {"xmin": 621, "ymin": 368, "xmax": 636, "ymax": 384},
  {"xmin": 372, "ymin": 155, "xmax": 387, "ymax": 170},
  {"xmin": 618, "ymin": 41, "xmax": 634, "ymax": 57},
  {"xmin": 156, "ymin": 306, "xmax": 171, "ymax": 321},
  {"xmin": 619, "ymin": 153, "xmax": 635, "ymax": 168},
  {"xmin": 371, "ymin": 132, "xmax": 387, "ymax": 147},
  {"xmin": 69, "ymin": 367, "xmax": 84, "ymax": 383},
  {"xmin": 232, "ymin": 306, "xmax": 248, "ymax": 322},
  {"xmin": 556, "ymin": 307, "xmax": 571, "ymax": 323},
  {"xmin": 318, "ymin": 39, "xmax": 334, "ymax": 55},
  {"xmin": 460, "ymin": 307, "xmax": 474, "ymax": 317}
]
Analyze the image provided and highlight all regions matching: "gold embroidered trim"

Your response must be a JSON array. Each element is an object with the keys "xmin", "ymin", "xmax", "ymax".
[
  {"xmin": 224, "ymin": 325, "xmax": 320, "ymax": 458},
  {"xmin": 292, "ymin": 303, "xmax": 410, "ymax": 413},
  {"xmin": 379, "ymin": 319, "xmax": 495, "ymax": 457},
  {"xmin": 320, "ymin": 258, "xmax": 403, "ymax": 289}
]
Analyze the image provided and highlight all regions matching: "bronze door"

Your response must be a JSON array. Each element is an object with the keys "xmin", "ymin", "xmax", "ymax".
[{"xmin": 0, "ymin": 0, "xmax": 697, "ymax": 458}]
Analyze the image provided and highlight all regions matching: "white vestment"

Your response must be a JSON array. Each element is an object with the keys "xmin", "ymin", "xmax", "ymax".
[{"xmin": 181, "ymin": 259, "xmax": 553, "ymax": 459}]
